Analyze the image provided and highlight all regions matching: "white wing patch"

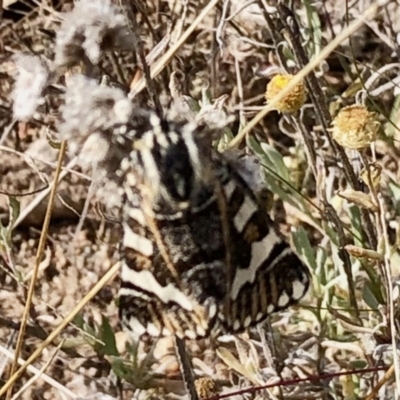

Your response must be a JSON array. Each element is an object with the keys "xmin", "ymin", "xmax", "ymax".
[
  {"xmin": 119, "ymin": 287, "xmax": 151, "ymax": 300},
  {"xmin": 123, "ymin": 223, "xmax": 153, "ymax": 256},
  {"xmin": 128, "ymin": 208, "xmax": 146, "ymax": 225},
  {"xmin": 223, "ymin": 180, "xmax": 236, "ymax": 201},
  {"xmin": 230, "ymin": 230, "xmax": 281, "ymax": 300},
  {"xmin": 292, "ymin": 279, "xmax": 307, "ymax": 300},
  {"xmin": 146, "ymin": 323, "xmax": 161, "ymax": 337},
  {"xmin": 278, "ymin": 292, "xmax": 290, "ymax": 307},
  {"xmin": 127, "ymin": 317, "xmax": 146, "ymax": 337},
  {"xmin": 233, "ymin": 195, "xmax": 258, "ymax": 233},
  {"xmin": 121, "ymin": 267, "xmax": 194, "ymax": 311}
]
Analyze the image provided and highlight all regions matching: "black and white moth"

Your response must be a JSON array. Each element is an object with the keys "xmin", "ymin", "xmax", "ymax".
[{"xmin": 106, "ymin": 109, "xmax": 310, "ymax": 340}]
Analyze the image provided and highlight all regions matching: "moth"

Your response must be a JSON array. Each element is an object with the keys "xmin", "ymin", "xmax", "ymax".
[{"xmin": 107, "ymin": 109, "xmax": 310, "ymax": 340}]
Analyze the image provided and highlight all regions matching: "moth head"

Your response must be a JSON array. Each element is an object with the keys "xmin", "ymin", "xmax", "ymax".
[{"xmin": 125, "ymin": 113, "xmax": 213, "ymax": 209}]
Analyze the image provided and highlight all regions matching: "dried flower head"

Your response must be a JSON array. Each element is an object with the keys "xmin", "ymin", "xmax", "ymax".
[
  {"xmin": 168, "ymin": 73, "xmax": 233, "ymax": 131},
  {"xmin": 196, "ymin": 93, "xmax": 233, "ymax": 130},
  {"xmin": 194, "ymin": 377, "xmax": 219, "ymax": 399},
  {"xmin": 59, "ymin": 75, "xmax": 132, "ymax": 164},
  {"xmin": 55, "ymin": 0, "xmax": 134, "ymax": 68},
  {"xmin": 265, "ymin": 74, "xmax": 307, "ymax": 113},
  {"xmin": 12, "ymin": 54, "xmax": 50, "ymax": 121},
  {"xmin": 331, "ymin": 104, "xmax": 379, "ymax": 150}
]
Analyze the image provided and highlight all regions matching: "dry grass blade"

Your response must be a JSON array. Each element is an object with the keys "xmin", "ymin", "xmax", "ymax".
[
  {"xmin": 5, "ymin": 140, "xmax": 67, "ymax": 400},
  {"xmin": 378, "ymin": 193, "xmax": 400, "ymax": 393},
  {"xmin": 227, "ymin": 0, "xmax": 390, "ymax": 148},
  {"xmin": 12, "ymin": 155, "xmax": 79, "ymax": 229},
  {"xmin": 216, "ymin": 347, "xmax": 260, "ymax": 385},
  {"xmin": 128, "ymin": 0, "xmax": 220, "ymax": 98},
  {"xmin": 10, "ymin": 340, "xmax": 66, "ymax": 400},
  {"xmin": 0, "ymin": 342, "xmax": 78, "ymax": 399},
  {"xmin": 0, "ymin": 261, "xmax": 120, "ymax": 397},
  {"xmin": 365, "ymin": 364, "xmax": 395, "ymax": 400},
  {"xmin": 0, "ymin": 145, "xmax": 90, "ymax": 181}
]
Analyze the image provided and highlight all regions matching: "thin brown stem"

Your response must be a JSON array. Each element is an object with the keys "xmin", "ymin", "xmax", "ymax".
[
  {"xmin": 6, "ymin": 140, "xmax": 67, "ymax": 399},
  {"xmin": 175, "ymin": 336, "xmax": 200, "ymax": 400},
  {"xmin": 120, "ymin": 0, "xmax": 163, "ymax": 115},
  {"xmin": 277, "ymin": 3, "xmax": 377, "ymax": 251}
]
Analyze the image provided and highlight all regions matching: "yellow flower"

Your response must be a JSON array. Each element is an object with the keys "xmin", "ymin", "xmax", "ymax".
[
  {"xmin": 265, "ymin": 74, "xmax": 307, "ymax": 113},
  {"xmin": 331, "ymin": 105, "xmax": 379, "ymax": 150}
]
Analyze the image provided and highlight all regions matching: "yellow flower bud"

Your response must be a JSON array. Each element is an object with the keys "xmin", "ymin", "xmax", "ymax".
[
  {"xmin": 265, "ymin": 74, "xmax": 307, "ymax": 113},
  {"xmin": 331, "ymin": 105, "xmax": 379, "ymax": 150}
]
